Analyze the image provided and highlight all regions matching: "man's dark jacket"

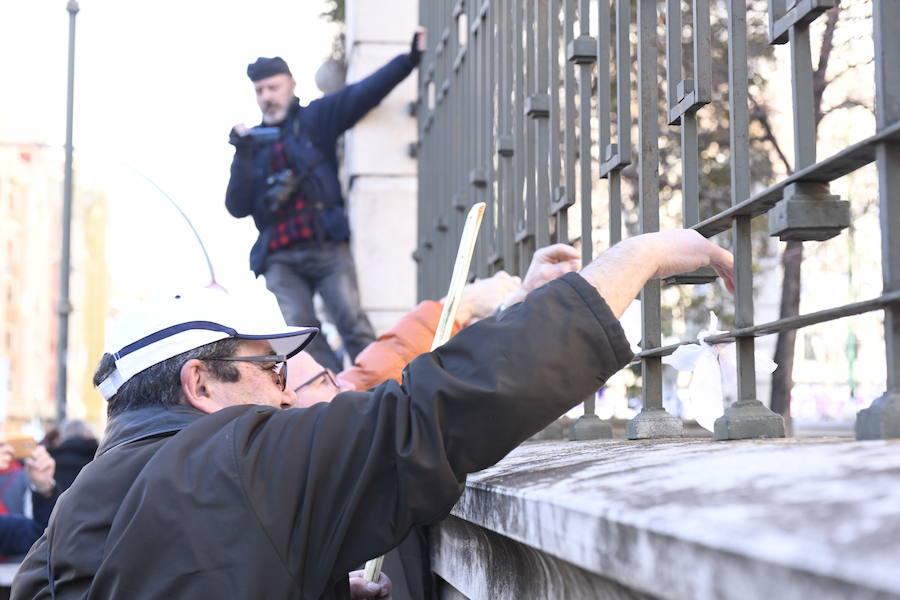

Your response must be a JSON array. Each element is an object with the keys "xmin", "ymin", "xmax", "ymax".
[
  {"xmin": 11, "ymin": 274, "xmax": 633, "ymax": 599},
  {"xmin": 225, "ymin": 54, "xmax": 415, "ymax": 276}
]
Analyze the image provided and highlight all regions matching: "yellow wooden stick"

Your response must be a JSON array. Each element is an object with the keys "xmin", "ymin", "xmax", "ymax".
[
  {"xmin": 431, "ymin": 202, "xmax": 486, "ymax": 350},
  {"xmin": 363, "ymin": 202, "xmax": 486, "ymax": 583}
]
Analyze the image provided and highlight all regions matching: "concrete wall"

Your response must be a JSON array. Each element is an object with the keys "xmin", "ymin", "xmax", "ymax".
[
  {"xmin": 344, "ymin": 0, "xmax": 419, "ymax": 335},
  {"xmin": 434, "ymin": 438, "xmax": 900, "ymax": 599}
]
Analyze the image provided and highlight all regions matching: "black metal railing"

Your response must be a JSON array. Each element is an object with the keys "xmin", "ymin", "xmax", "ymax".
[{"xmin": 414, "ymin": 0, "xmax": 900, "ymax": 440}]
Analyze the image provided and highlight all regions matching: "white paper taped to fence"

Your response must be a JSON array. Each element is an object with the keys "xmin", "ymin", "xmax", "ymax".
[
  {"xmin": 620, "ymin": 300, "xmax": 643, "ymax": 354},
  {"xmin": 661, "ymin": 312, "xmax": 777, "ymax": 432}
]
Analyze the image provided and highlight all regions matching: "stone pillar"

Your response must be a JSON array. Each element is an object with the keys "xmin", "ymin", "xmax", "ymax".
[{"xmin": 344, "ymin": 1, "xmax": 419, "ymax": 335}]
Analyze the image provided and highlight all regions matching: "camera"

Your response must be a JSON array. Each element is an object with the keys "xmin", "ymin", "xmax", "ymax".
[
  {"xmin": 264, "ymin": 169, "xmax": 299, "ymax": 212},
  {"xmin": 245, "ymin": 126, "xmax": 280, "ymax": 143}
]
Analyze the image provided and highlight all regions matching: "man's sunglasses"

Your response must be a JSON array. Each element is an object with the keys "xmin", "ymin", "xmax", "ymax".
[{"xmin": 208, "ymin": 354, "xmax": 288, "ymax": 391}]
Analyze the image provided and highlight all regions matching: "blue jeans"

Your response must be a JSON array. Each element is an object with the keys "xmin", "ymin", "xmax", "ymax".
[{"xmin": 263, "ymin": 242, "xmax": 375, "ymax": 372}]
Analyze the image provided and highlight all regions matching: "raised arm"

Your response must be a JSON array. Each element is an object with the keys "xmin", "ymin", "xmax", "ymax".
[
  {"xmin": 317, "ymin": 29, "xmax": 425, "ymax": 137},
  {"xmin": 237, "ymin": 228, "xmax": 732, "ymax": 598}
]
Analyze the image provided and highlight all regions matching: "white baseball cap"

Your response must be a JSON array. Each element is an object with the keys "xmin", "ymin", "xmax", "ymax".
[{"xmin": 97, "ymin": 288, "xmax": 317, "ymax": 401}]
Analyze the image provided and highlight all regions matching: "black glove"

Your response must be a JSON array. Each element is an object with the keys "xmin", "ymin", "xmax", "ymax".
[
  {"xmin": 229, "ymin": 127, "xmax": 249, "ymax": 148},
  {"xmin": 408, "ymin": 31, "xmax": 422, "ymax": 66}
]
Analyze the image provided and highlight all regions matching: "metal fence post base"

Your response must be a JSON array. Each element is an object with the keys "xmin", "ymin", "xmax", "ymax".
[
  {"xmin": 714, "ymin": 401, "xmax": 785, "ymax": 440},
  {"xmin": 569, "ymin": 415, "xmax": 613, "ymax": 441},
  {"xmin": 855, "ymin": 392, "xmax": 900, "ymax": 440},
  {"xmin": 626, "ymin": 408, "xmax": 683, "ymax": 440}
]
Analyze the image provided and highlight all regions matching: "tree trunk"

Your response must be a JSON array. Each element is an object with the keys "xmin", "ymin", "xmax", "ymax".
[
  {"xmin": 770, "ymin": 240, "xmax": 803, "ymax": 432},
  {"xmin": 768, "ymin": 2, "xmax": 840, "ymax": 432}
]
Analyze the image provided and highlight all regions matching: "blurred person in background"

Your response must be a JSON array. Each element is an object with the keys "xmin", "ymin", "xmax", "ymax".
[
  {"xmin": 48, "ymin": 421, "xmax": 98, "ymax": 495},
  {"xmin": 0, "ymin": 441, "xmax": 56, "ymax": 557}
]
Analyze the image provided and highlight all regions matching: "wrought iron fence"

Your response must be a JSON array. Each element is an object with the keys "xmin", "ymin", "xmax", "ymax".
[{"xmin": 414, "ymin": 0, "xmax": 900, "ymax": 440}]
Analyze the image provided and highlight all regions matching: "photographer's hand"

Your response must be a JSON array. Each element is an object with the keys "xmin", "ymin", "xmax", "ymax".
[{"xmin": 229, "ymin": 123, "xmax": 250, "ymax": 146}]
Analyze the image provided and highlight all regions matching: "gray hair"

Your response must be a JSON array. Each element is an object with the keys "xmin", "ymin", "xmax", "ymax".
[
  {"xmin": 57, "ymin": 419, "xmax": 96, "ymax": 443},
  {"xmin": 93, "ymin": 337, "xmax": 243, "ymax": 417}
]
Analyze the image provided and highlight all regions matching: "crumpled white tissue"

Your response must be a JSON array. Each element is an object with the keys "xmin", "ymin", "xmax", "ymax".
[{"xmin": 662, "ymin": 312, "xmax": 777, "ymax": 432}]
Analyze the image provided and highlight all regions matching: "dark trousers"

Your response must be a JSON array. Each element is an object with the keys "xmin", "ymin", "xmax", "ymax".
[{"xmin": 264, "ymin": 242, "xmax": 375, "ymax": 372}]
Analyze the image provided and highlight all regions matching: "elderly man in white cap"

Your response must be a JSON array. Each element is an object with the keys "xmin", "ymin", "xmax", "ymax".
[{"xmin": 12, "ymin": 230, "xmax": 733, "ymax": 600}]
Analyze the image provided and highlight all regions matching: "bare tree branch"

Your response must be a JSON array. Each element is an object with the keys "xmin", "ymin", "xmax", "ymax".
[
  {"xmin": 749, "ymin": 96, "xmax": 793, "ymax": 175},
  {"xmin": 813, "ymin": 1, "xmax": 842, "ymax": 126}
]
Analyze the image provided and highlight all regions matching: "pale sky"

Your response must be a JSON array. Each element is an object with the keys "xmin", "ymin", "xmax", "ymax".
[{"xmin": 0, "ymin": 0, "xmax": 340, "ymax": 313}]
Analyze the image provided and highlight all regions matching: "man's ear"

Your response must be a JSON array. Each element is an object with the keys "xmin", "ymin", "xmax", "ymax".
[{"xmin": 180, "ymin": 359, "xmax": 220, "ymax": 414}]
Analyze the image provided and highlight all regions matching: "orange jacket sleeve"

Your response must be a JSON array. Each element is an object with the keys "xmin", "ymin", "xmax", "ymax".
[{"xmin": 340, "ymin": 301, "xmax": 462, "ymax": 391}]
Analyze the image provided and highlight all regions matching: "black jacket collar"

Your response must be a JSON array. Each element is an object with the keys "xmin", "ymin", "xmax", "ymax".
[{"xmin": 98, "ymin": 405, "xmax": 206, "ymax": 456}]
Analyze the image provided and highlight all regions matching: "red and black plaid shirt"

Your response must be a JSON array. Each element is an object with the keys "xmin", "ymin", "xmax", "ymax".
[{"xmin": 268, "ymin": 141, "xmax": 317, "ymax": 251}]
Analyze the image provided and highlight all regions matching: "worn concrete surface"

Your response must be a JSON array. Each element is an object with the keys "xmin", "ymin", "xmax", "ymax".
[
  {"xmin": 437, "ymin": 438, "xmax": 900, "ymax": 600},
  {"xmin": 433, "ymin": 516, "xmax": 657, "ymax": 600}
]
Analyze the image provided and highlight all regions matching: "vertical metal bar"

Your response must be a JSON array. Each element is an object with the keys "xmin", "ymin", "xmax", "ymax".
[
  {"xmin": 686, "ymin": 0, "xmax": 713, "ymax": 226},
  {"xmin": 485, "ymin": 0, "xmax": 498, "ymax": 274},
  {"xmin": 609, "ymin": 0, "xmax": 632, "ymax": 246},
  {"xmin": 569, "ymin": 0, "xmax": 612, "ymax": 441},
  {"xmin": 693, "ymin": 0, "xmax": 712, "ymax": 103},
  {"xmin": 456, "ymin": 0, "xmax": 468, "ymax": 280},
  {"xmin": 482, "ymin": 0, "xmax": 492, "ymax": 278},
  {"xmin": 596, "ymin": 0, "xmax": 611, "ymax": 249},
  {"xmin": 534, "ymin": 0, "xmax": 551, "ymax": 249},
  {"xmin": 549, "ymin": 0, "xmax": 566, "ymax": 243},
  {"xmin": 563, "ymin": 0, "xmax": 577, "ymax": 247},
  {"xmin": 857, "ymin": 0, "xmax": 900, "ymax": 439},
  {"xmin": 789, "ymin": 23, "xmax": 816, "ymax": 168},
  {"xmin": 681, "ymin": 114, "xmax": 700, "ymax": 226},
  {"xmin": 729, "ymin": 0, "xmax": 754, "ymax": 388},
  {"xmin": 665, "ymin": 0, "xmax": 682, "ymax": 121},
  {"xmin": 637, "ymin": 0, "xmax": 661, "ymax": 406},
  {"xmin": 520, "ymin": 0, "xmax": 537, "ymax": 268},
  {"xmin": 498, "ymin": 0, "xmax": 514, "ymax": 272},
  {"xmin": 714, "ymin": 0, "xmax": 784, "ymax": 440},
  {"xmin": 474, "ymin": 0, "xmax": 487, "ymax": 278},
  {"xmin": 615, "ymin": 0, "xmax": 632, "ymax": 168},
  {"xmin": 513, "ymin": 0, "xmax": 525, "ymax": 276},
  {"xmin": 56, "ymin": 0, "xmax": 80, "ymax": 421},
  {"xmin": 626, "ymin": 0, "xmax": 683, "ymax": 440},
  {"xmin": 577, "ymin": 0, "xmax": 593, "ymax": 272},
  {"xmin": 447, "ymin": 1, "xmax": 460, "ymax": 292},
  {"xmin": 415, "ymin": 0, "xmax": 427, "ymax": 300}
]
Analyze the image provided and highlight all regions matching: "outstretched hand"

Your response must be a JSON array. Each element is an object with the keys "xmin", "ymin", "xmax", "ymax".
[
  {"xmin": 454, "ymin": 271, "xmax": 522, "ymax": 325},
  {"xmin": 521, "ymin": 243, "xmax": 581, "ymax": 292},
  {"xmin": 502, "ymin": 243, "xmax": 581, "ymax": 308},
  {"xmin": 642, "ymin": 230, "xmax": 734, "ymax": 292},
  {"xmin": 579, "ymin": 229, "xmax": 734, "ymax": 318}
]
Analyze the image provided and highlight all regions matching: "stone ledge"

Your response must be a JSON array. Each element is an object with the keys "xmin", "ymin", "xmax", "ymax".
[{"xmin": 441, "ymin": 438, "xmax": 900, "ymax": 600}]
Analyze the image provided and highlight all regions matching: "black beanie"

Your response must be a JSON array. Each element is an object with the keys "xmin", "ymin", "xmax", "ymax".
[{"xmin": 247, "ymin": 57, "xmax": 292, "ymax": 82}]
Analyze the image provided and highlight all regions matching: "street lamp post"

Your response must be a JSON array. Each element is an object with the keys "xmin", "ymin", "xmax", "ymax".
[{"xmin": 56, "ymin": 0, "xmax": 79, "ymax": 423}]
